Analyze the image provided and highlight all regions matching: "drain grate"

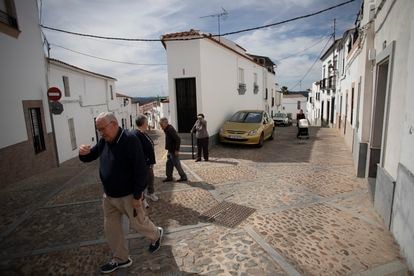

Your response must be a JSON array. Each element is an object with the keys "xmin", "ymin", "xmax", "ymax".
[{"xmin": 199, "ymin": 201, "xmax": 256, "ymax": 228}]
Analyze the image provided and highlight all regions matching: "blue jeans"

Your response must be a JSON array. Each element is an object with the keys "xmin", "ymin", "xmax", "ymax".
[{"xmin": 166, "ymin": 152, "xmax": 187, "ymax": 179}]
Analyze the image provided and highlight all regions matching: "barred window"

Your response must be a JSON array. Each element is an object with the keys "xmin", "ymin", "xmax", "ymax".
[{"xmin": 29, "ymin": 108, "xmax": 45, "ymax": 154}]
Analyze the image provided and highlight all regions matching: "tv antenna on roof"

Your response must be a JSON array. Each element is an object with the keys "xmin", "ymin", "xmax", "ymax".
[{"xmin": 200, "ymin": 7, "xmax": 228, "ymax": 42}]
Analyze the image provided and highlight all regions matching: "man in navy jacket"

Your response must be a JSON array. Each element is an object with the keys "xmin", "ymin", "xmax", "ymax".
[
  {"xmin": 159, "ymin": 117, "xmax": 187, "ymax": 182},
  {"xmin": 79, "ymin": 112, "xmax": 163, "ymax": 274}
]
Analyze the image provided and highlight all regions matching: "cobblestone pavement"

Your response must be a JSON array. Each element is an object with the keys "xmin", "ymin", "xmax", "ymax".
[{"xmin": 0, "ymin": 127, "xmax": 411, "ymax": 275}]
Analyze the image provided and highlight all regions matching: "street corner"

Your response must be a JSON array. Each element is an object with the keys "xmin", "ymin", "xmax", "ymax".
[{"xmin": 245, "ymin": 203, "xmax": 404, "ymax": 275}]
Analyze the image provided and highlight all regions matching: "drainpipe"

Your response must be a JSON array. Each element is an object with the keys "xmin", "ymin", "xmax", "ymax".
[{"xmin": 44, "ymin": 42, "xmax": 60, "ymax": 167}]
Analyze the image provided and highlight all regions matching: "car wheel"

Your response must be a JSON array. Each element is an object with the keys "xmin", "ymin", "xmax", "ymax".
[{"xmin": 257, "ymin": 133, "xmax": 264, "ymax": 148}]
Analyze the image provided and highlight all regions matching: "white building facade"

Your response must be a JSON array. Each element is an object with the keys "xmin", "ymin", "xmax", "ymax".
[
  {"xmin": 161, "ymin": 30, "xmax": 276, "ymax": 138},
  {"xmin": 308, "ymin": 82, "xmax": 322, "ymax": 126},
  {"xmin": 281, "ymin": 93, "xmax": 308, "ymax": 122},
  {"xmin": 115, "ymin": 93, "xmax": 137, "ymax": 130},
  {"xmin": 316, "ymin": 0, "xmax": 414, "ymax": 268},
  {"xmin": 47, "ymin": 59, "xmax": 118, "ymax": 164},
  {"xmin": 0, "ymin": 0, "xmax": 57, "ymax": 187},
  {"xmin": 369, "ymin": 0, "xmax": 414, "ymax": 269}
]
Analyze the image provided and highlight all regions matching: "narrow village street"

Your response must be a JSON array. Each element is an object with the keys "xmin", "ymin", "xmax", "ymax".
[{"xmin": 0, "ymin": 126, "xmax": 409, "ymax": 275}]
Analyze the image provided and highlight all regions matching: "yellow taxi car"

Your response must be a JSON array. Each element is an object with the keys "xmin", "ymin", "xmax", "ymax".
[{"xmin": 219, "ymin": 110, "xmax": 274, "ymax": 147}]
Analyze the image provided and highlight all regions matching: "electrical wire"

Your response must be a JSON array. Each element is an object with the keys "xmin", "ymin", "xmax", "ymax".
[
  {"xmin": 289, "ymin": 35, "xmax": 333, "ymax": 90},
  {"xmin": 221, "ymin": 0, "xmax": 355, "ymax": 36},
  {"xmin": 276, "ymin": 34, "xmax": 332, "ymax": 63},
  {"xmin": 40, "ymin": 0, "xmax": 356, "ymax": 42},
  {"xmin": 50, "ymin": 43, "xmax": 167, "ymax": 66}
]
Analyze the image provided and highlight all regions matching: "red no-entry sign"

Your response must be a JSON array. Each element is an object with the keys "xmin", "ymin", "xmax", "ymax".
[{"xmin": 47, "ymin": 87, "xmax": 62, "ymax": 102}]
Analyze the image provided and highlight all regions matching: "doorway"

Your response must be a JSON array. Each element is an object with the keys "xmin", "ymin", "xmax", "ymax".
[
  {"xmin": 175, "ymin": 78, "xmax": 197, "ymax": 133},
  {"xmin": 367, "ymin": 59, "xmax": 389, "ymax": 177}
]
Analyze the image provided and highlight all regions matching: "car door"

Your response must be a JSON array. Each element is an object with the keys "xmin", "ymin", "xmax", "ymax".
[{"xmin": 263, "ymin": 112, "xmax": 272, "ymax": 137}]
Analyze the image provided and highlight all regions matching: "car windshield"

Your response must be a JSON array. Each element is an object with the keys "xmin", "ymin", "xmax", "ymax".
[
  {"xmin": 274, "ymin": 113, "xmax": 287, "ymax": 118},
  {"xmin": 229, "ymin": 111, "xmax": 263, "ymax": 123}
]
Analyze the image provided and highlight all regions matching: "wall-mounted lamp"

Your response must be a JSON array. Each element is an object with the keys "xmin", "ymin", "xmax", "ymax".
[{"xmin": 123, "ymin": 98, "xmax": 129, "ymax": 106}]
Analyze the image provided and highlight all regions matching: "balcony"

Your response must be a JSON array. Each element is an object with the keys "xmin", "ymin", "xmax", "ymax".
[
  {"xmin": 320, "ymin": 78, "xmax": 326, "ymax": 89},
  {"xmin": 327, "ymin": 76, "xmax": 336, "ymax": 90}
]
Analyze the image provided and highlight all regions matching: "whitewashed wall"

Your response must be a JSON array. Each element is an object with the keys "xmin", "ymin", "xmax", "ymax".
[
  {"xmin": 374, "ymin": 0, "xmax": 412, "ymax": 180},
  {"xmin": 165, "ymin": 39, "xmax": 201, "ymax": 129},
  {"xmin": 48, "ymin": 61, "xmax": 117, "ymax": 163},
  {"xmin": 281, "ymin": 96, "xmax": 307, "ymax": 120},
  {"xmin": 308, "ymin": 82, "xmax": 321, "ymax": 125},
  {"xmin": 372, "ymin": 0, "xmax": 414, "ymax": 270},
  {"xmin": 0, "ymin": 0, "xmax": 51, "ymax": 148},
  {"xmin": 165, "ymin": 36, "xmax": 275, "ymax": 136}
]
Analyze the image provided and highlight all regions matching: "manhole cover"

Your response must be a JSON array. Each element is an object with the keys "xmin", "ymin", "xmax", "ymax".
[{"xmin": 199, "ymin": 201, "xmax": 256, "ymax": 228}]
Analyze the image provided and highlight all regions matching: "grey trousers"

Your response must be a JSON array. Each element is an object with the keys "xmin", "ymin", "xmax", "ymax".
[{"xmin": 166, "ymin": 152, "xmax": 187, "ymax": 179}]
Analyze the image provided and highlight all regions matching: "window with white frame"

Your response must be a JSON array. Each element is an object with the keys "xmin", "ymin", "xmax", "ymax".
[
  {"xmin": 237, "ymin": 68, "xmax": 246, "ymax": 94},
  {"xmin": 29, "ymin": 107, "xmax": 45, "ymax": 154},
  {"xmin": 238, "ymin": 68, "xmax": 244, "ymax": 84}
]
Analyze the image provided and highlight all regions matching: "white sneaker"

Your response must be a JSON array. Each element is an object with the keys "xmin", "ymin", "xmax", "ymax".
[
  {"xmin": 143, "ymin": 198, "xmax": 150, "ymax": 209},
  {"xmin": 146, "ymin": 193, "xmax": 159, "ymax": 202}
]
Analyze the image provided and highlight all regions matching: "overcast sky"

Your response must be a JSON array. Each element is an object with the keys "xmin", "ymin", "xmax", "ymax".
[{"xmin": 40, "ymin": 0, "xmax": 362, "ymax": 97}]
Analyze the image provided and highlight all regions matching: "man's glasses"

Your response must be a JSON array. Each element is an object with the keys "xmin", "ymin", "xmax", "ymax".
[{"xmin": 97, "ymin": 122, "xmax": 112, "ymax": 133}]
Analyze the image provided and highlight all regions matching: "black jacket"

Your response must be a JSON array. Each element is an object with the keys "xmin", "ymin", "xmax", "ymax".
[
  {"xmin": 163, "ymin": 124, "xmax": 180, "ymax": 153},
  {"xmin": 135, "ymin": 130, "xmax": 156, "ymax": 165},
  {"xmin": 79, "ymin": 127, "xmax": 147, "ymax": 199}
]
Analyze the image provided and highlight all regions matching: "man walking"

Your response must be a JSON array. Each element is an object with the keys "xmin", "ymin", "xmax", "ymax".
[
  {"xmin": 79, "ymin": 112, "xmax": 163, "ymax": 274},
  {"xmin": 159, "ymin": 117, "xmax": 188, "ymax": 182},
  {"xmin": 135, "ymin": 114, "xmax": 158, "ymax": 202}
]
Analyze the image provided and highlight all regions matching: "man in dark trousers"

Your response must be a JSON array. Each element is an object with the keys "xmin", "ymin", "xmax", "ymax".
[
  {"xmin": 159, "ymin": 117, "xmax": 188, "ymax": 182},
  {"xmin": 78, "ymin": 112, "xmax": 163, "ymax": 274}
]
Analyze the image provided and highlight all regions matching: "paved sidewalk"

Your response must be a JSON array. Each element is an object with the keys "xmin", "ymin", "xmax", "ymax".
[{"xmin": 0, "ymin": 127, "xmax": 410, "ymax": 275}]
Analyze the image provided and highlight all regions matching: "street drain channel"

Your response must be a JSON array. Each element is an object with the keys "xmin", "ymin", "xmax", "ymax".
[{"xmin": 199, "ymin": 201, "xmax": 256, "ymax": 228}]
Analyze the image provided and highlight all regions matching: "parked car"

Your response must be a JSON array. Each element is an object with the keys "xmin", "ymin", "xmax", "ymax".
[
  {"xmin": 273, "ymin": 112, "xmax": 292, "ymax": 126},
  {"xmin": 219, "ymin": 110, "xmax": 274, "ymax": 147}
]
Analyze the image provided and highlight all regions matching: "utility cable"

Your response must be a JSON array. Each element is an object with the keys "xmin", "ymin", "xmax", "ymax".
[
  {"xmin": 221, "ymin": 0, "xmax": 355, "ymax": 36},
  {"xmin": 289, "ymin": 35, "xmax": 333, "ymax": 90},
  {"xmin": 50, "ymin": 43, "xmax": 167, "ymax": 66},
  {"xmin": 40, "ymin": 0, "xmax": 355, "ymax": 42},
  {"xmin": 276, "ymin": 34, "xmax": 332, "ymax": 63}
]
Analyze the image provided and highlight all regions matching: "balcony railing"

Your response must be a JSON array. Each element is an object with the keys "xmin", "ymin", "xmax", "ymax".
[
  {"xmin": 327, "ymin": 76, "xmax": 336, "ymax": 90},
  {"xmin": 320, "ymin": 78, "xmax": 326, "ymax": 89},
  {"xmin": 0, "ymin": 10, "xmax": 18, "ymax": 29}
]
